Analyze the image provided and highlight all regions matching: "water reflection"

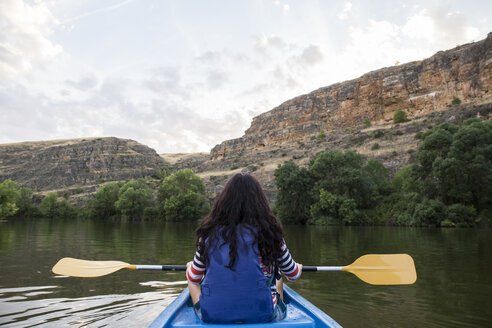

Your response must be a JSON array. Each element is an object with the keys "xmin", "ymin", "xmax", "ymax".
[
  {"xmin": 0, "ymin": 284, "xmax": 183, "ymax": 327},
  {"xmin": 0, "ymin": 219, "xmax": 491, "ymax": 327}
]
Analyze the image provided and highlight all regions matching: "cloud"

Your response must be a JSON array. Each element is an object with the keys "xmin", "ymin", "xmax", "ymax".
[
  {"xmin": 338, "ymin": 2, "xmax": 353, "ymax": 20},
  {"xmin": 206, "ymin": 71, "xmax": 229, "ymax": 90},
  {"xmin": 0, "ymin": 0, "xmax": 62, "ymax": 83},
  {"xmin": 254, "ymin": 34, "xmax": 286, "ymax": 54},
  {"xmin": 65, "ymin": 75, "xmax": 98, "ymax": 91},
  {"xmin": 195, "ymin": 51, "xmax": 222, "ymax": 64},
  {"xmin": 300, "ymin": 45, "xmax": 324, "ymax": 66},
  {"xmin": 1, "ymin": 2, "xmax": 486, "ymax": 154},
  {"xmin": 144, "ymin": 66, "xmax": 183, "ymax": 95},
  {"xmin": 402, "ymin": 7, "xmax": 481, "ymax": 47}
]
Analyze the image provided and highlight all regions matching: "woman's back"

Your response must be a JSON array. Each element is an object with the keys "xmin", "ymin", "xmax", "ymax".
[
  {"xmin": 198, "ymin": 225, "xmax": 274, "ymax": 324},
  {"xmin": 186, "ymin": 173, "xmax": 302, "ymax": 323}
]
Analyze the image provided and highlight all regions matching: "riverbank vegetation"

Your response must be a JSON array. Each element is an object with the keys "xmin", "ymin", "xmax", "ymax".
[
  {"xmin": 274, "ymin": 118, "xmax": 492, "ymax": 227},
  {"xmin": 1, "ymin": 119, "xmax": 490, "ymax": 227},
  {"xmin": 0, "ymin": 168, "xmax": 209, "ymax": 222}
]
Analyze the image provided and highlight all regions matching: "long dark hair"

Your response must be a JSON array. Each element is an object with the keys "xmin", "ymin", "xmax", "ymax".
[{"xmin": 196, "ymin": 173, "xmax": 284, "ymax": 269}]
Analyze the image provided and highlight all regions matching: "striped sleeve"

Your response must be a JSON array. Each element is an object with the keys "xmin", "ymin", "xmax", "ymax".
[
  {"xmin": 277, "ymin": 241, "xmax": 301, "ymax": 281},
  {"xmin": 186, "ymin": 249, "xmax": 206, "ymax": 285}
]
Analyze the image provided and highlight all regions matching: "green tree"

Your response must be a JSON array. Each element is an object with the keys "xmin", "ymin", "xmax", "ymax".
[
  {"xmin": 40, "ymin": 193, "xmax": 58, "ymax": 218},
  {"xmin": 86, "ymin": 182, "xmax": 121, "ymax": 219},
  {"xmin": 40, "ymin": 192, "xmax": 77, "ymax": 219},
  {"xmin": 418, "ymin": 119, "xmax": 492, "ymax": 212},
  {"xmin": 417, "ymin": 127, "xmax": 454, "ymax": 174},
  {"xmin": 387, "ymin": 119, "xmax": 491, "ymax": 227},
  {"xmin": 157, "ymin": 166, "xmax": 171, "ymax": 180},
  {"xmin": 309, "ymin": 189, "xmax": 361, "ymax": 225},
  {"xmin": 413, "ymin": 198, "xmax": 447, "ymax": 226},
  {"xmin": 143, "ymin": 207, "xmax": 160, "ymax": 221},
  {"xmin": 15, "ymin": 187, "xmax": 40, "ymax": 218},
  {"xmin": 309, "ymin": 150, "xmax": 372, "ymax": 206},
  {"xmin": 158, "ymin": 169, "xmax": 209, "ymax": 221},
  {"xmin": 0, "ymin": 180, "xmax": 20, "ymax": 218},
  {"xmin": 56, "ymin": 199, "xmax": 78, "ymax": 218},
  {"xmin": 308, "ymin": 150, "xmax": 385, "ymax": 224},
  {"xmin": 364, "ymin": 159, "xmax": 391, "ymax": 196},
  {"xmin": 393, "ymin": 110, "xmax": 407, "ymax": 123},
  {"xmin": 115, "ymin": 180, "xmax": 152, "ymax": 219},
  {"xmin": 274, "ymin": 160, "xmax": 313, "ymax": 224},
  {"xmin": 445, "ymin": 204, "xmax": 476, "ymax": 227},
  {"xmin": 392, "ymin": 165, "xmax": 419, "ymax": 193},
  {"xmin": 444, "ymin": 119, "xmax": 492, "ymax": 211}
]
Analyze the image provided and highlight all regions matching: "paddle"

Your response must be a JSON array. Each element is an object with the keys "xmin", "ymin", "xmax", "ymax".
[
  {"xmin": 302, "ymin": 254, "xmax": 417, "ymax": 285},
  {"xmin": 52, "ymin": 253, "xmax": 416, "ymax": 285}
]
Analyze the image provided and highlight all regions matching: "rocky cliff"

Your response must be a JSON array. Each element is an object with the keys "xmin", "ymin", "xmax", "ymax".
[
  {"xmin": 0, "ymin": 137, "xmax": 167, "ymax": 202},
  {"xmin": 2, "ymin": 34, "xmax": 492, "ymax": 206},
  {"xmin": 211, "ymin": 33, "xmax": 492, "ymax": 160}
]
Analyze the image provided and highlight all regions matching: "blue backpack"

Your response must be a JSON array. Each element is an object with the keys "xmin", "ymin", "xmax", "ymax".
[{"xmin": 199, "ymin": 226, "xmax": 274, "ymax": 324}]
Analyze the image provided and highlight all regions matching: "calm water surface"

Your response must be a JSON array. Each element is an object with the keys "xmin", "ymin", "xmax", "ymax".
[{"xmin": 0, "ymin": 219, "xmax": 491, "ymax": 327}]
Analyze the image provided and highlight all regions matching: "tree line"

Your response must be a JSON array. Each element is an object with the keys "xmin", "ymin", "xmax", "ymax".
[
  {"xmin": 274, "ymin": 118, "xmax": 492, "ymax": 227},
  {"xmin": 0, "ymin": 168, "xmax": 210, "ymax": 221},
  {"xmin": 2, "ymin": 118, "xmax": 490, "ymax": 226}
]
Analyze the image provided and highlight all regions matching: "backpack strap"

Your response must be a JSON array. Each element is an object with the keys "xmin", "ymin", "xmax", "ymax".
[{"xmin": 266, "ymin": 265, "xmax": 280, "ymax": 287}]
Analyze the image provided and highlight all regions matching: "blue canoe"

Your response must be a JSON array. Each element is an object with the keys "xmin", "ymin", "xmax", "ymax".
[{"xmin": 149, "ymin": 285, "xmax": 342, "ymax": 327}]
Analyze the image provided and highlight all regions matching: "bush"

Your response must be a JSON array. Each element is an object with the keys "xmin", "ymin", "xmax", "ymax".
[
  {"xmin": 413, "ymin": 199, "xmax": 447, "ymax": 226},
  {"xmin": 143, "ymin": 207, "xmax": 160, "ymax": 221},
  {"xmin": 158, "ymin": 169, "xmax": 210, "ymax": 221},
  {"xmin": 86, "ymin": 182, "xmax": 121, "ymax": 219},
  {"xmin": 309, "ymin": 150, "xmax": 379, "ymax": 209},
  {"xmin": 452, "ymin": 96, "xmax": 462, "ymax": 106},
  {"xmin": 363, "ymin": 119, "xmax": 371, "ymax": 127},
  {"xmin": 274, "ymin": 160, "xmax": 313, "ymax": 224},
  {"xmin": 364, "ymin": 159, "xmax": 391, "ymax": 195},
  {"xmin": 16, "ymin": 187, "xmax": 40, "ymax": 218},
  {"xmin": 40, "ymin": 192, "xmax": 77, "ymax": 219},
  {"xmin": 420, "ymin": 120, "xmax": 492, "ymax": 211},
  {"xmin": 56, "ymin": 199, "xmax": 78, "ymax": 218},
  {"xmin": 371, "ymin": 143, "xmax": 380, "ymax": 150},
  {"xmin": 115, "ymin": 180, "xmax": 152, "ymax": 219},
  {"xmin": 393, "ymin": 110, "xmax": 407, "ymax": 123},
  {"xmin": 309, "ymin": 189, "xmax": 362, "ymax": 225},
  {"xmin": 283, "ymin": 150, "xmax": 389, "ymax": 225},
  {"xmin": 0, "ymin": 180, "xmax": 20, "ymax": 218},
  {"xmin": 446, "ymin": 204, "xmax": 476, "ymax": 227},
  {"xmin": 40, "ymin": 193, "xmax": 58, "ymax": 218}
]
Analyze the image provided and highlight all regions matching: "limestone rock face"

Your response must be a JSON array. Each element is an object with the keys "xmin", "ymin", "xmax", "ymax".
[
  {"xmin": 211, "ymin": 33, "xmax": 492, "ymax": 160},
  {"xmin": 0, "ymin": 137, "xmax": 167, "ymax": 191}
]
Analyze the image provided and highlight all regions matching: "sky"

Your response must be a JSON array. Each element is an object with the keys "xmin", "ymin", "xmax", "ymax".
[{"xmin": 1, "ymin": 0, "xmax": 491, "ymax": 153}]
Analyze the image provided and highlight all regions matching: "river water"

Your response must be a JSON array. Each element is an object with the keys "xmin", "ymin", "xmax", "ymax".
[{"xmin": 0, "ymin": 219, "xmax": 490, "ymax": 327}]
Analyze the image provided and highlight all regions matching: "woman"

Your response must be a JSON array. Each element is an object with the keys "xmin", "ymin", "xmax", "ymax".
[{"xmin": 186, "ymin": 173, "xmax": 302, "ymax": 323}]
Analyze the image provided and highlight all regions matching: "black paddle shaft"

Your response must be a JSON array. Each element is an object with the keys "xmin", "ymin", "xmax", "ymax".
[
  {"xmin": 301, "ymin": 266, "xmax": 318, "ymax": 272},
  {"xmin": 161, "ymin": 265, "xmax": 187, "ymax": 271}
]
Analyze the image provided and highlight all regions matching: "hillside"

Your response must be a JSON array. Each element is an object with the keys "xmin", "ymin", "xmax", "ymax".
[
  {"xmin": 171, "ymin": 33, "xmax": 492, "ymax": 201},
  {"xmin": 1, "ymin": 33, "xmax": 491, "ymax": 205},
  {"xmin": 0, "ymin": 137, "xmax": 167, "ymax": 205}
]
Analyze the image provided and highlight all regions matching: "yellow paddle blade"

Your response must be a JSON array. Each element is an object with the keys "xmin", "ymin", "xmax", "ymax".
[
  {"xmin": 52, "ymin": 258, "xmax": 136, "ymax": 277},
  {"xmin": 343, "ymin": 254, "xmax": 417, "ymax": 285}
]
